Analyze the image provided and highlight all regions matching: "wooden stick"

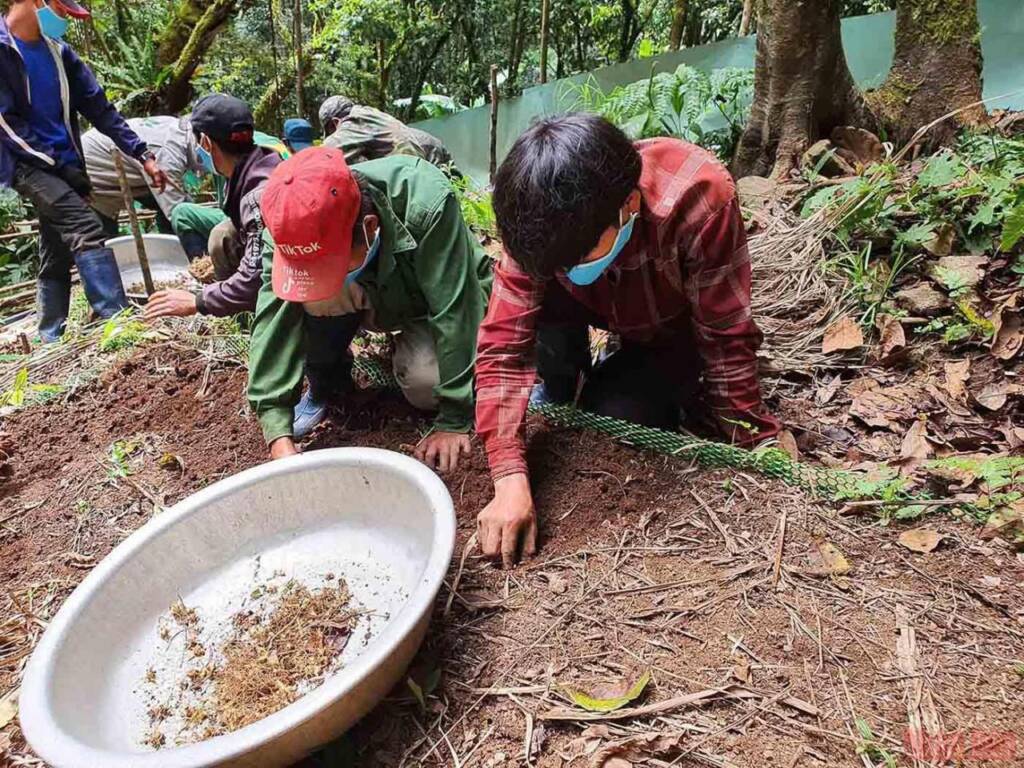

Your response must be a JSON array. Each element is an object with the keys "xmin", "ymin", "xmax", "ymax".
[
  {"xmin": 110, "ymin": 148, "xmax": 155, "ymax": 295},
  {"xmin": 772, "ymin": 509, "xmax": 787, "ymax": 588},
  {"xmin": 489, "ymin": 64, "xmax": 500, "ymax": 183}
]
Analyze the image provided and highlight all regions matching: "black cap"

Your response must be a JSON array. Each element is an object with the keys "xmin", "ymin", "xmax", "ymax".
[{"xmin": 191, "ymin": 94, "xmax": 255, "ymax": 144}]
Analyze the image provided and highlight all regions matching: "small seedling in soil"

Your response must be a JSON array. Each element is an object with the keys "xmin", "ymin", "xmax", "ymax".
[{"xmin": 855, "ymin": 718, "xmax": 897, "ymax": 768}]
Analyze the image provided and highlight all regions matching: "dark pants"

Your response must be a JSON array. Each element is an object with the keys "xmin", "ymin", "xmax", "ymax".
[
  {"xmin": 304, "ymin": 312, "xmax": 364, "ymax": 402},
  {"xmin": 14, "ymin": 163, "xmax": 117, "ymax": 287},
  {"xmin": 537, "ymin": 280, "xmax": 702, "ymax": 430},
  {"xmin": 137, "ymin": 194, "xmax": 173, "ymax": 234}
]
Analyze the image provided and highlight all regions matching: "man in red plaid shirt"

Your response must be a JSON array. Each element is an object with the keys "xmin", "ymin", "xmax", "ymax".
[{"xmin": 475, "ymin": 113, "xmax": 781, "ymax": 566}]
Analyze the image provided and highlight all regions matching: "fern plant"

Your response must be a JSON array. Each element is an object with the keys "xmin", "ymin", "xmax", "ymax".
[
  {"xmin": 89, "ymin": 28, "xmax": 169, "ymax": 114},
  {"xmin": 567, "ymin": 64, "xmax": 754, "ymax": 161}
]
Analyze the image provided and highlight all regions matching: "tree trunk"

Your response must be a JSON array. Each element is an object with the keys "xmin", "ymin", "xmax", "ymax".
[
  {"xmin": 404, "ymin": 30, "xmax": 452, "ymax": 122},
  {"xmin": 669, "ymin": 0, "xmax": 687, "ymax": 50},
  {"xmin": 253, "ymin": 55, "xmax": 313, "ymax": 128},
  {"xmin": 293, "ymin": 0, "xmax": 306, "ymax": 118},
  {"xmin": 539, "ymin": 0, "xmax": 550, "ymax": 84},
  {"xmin": 732, "ymin": 0, "xmax": 873, "ymax": 179},
  {"xmin": 617, "ymin": 0, "xmax": 636, "ymax": 62},
  {"xmin": 506, "ymin": 0, "xmax": 524, "ymax": 90},
  {"xmin": 152, "ymin": 0, "xmax": 240, "ymax": 114},
  {"xmin": 739, "ymin": 0, "xmax": 755, "ymax": 36},
  {"xmin": 867, "ymin": 0, "xmax": 984, "ymax": 148},
  {"xmin": 267, "ymin": 0, "xmax": 282, "ymax": 131}
]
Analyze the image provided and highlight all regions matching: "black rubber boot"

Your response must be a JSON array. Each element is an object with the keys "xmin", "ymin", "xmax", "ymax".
[
  {"xmin": 36, "ymin": 277, "xmax": 71, "ymax": 343},
  {"xmin": 177, "ymin": 230, "xmax": 209, "ymax": 262},
  {"xmin": 75, "ymin": 247, "xmax": 128, "ymax": 319}
]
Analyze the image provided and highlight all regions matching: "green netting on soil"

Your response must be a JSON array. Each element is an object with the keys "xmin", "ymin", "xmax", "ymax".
[{"xmin": 351, "ymin": 356, "xmax": 865, "ymax": 501}]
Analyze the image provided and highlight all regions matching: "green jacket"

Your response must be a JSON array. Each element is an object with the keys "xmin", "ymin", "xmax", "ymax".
[{"xmin": 247, "ymin": 155, "xmax": 492, "ymax": 444}]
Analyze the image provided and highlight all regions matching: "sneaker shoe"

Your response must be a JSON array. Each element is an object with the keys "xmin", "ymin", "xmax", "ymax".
[{"xmin": 293, "ymin": 390, "xmax": 328, "ymax": 438}]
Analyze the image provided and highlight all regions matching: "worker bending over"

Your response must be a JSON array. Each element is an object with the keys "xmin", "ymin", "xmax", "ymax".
[
  {"xmin": 319, "ymin": 96, "xmax": 456, "ymax": 171},
  {"xmin": 250, "ymin": 147, "xmax": 492, "ymax": 472},
  {"xmin": 145, "ymin": 94, "xmax": 281, "ymax": 320},
  {"xmin": 82, "ymin": 115, "xmax": 209, "ymax": 258},
  {"xmin": 1, "ymin": 0, "xmax": 166, "ymax": 341},
  {"xmin": 475, "ymin": 113, "xmax": 781, "ymax": 566},
  {"xmin": 282, "ymin": 118, "xmax": 315, "ymax": 154}
]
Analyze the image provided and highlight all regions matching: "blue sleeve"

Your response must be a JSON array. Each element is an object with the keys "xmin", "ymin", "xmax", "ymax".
[
  {"xmin": 63, "ymin": 45, "xmax": 147, "ymax": 160},
  {"xmin": 0, "ymin": 50, "xmax": 57, "ymax": 168}
]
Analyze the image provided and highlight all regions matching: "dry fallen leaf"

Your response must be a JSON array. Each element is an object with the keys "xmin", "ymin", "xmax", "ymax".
[
  {"xmin": 815, "ymin": 374, "xmax": 842, "ymax": 405},
  {"xmin": 776, "ymin": 430, "xmax": 799, "ymax": 461},
  {"xmin": 876, "ymin": 314, "xmax": 906, "ymax": 357},
  {"xmin": 562, "ymin": 671, "xmax": 651, "ymax": 713},
  {"xmin": 590, "ymin": 731, "xmax": 689, "ymax": 768},
  {"xmin": 900, "ymin": 420, "xmax": 933, "ymax": 461},
  {"xmin": 943, "ymin": 360, "xmax": 971, "ymax": 402},
  {"xmin": 0, "ymin": 690, "xmax": 17, "ymax": 729},
  {"xmin": 929, "ymin": 254, "xmax": 987, "ymax": 289},
  {"xmin": 896, "ymin": 283, "xmax": 951, "ymax": 316},
  {"xmin": 923, "ymin": 223, "xmax": 955, "ymax": 256},
  {"xmin": 731, "ymin": 659, "xmax": 752, "ymax": 684},
  {"xmin": 898, "ymin": 528, "xmax": 943, "ymax": 554},
  {"xmin": 543, "ymin": 571, "xmax": 569, "ymax": 595},
  {"xmin": 817, "ymin": 542, "xmax": 851, "ymax": 575},
  {"xmin": 975, "ymin": 382, "xmax": 1009, "ymax": 412},
  {"xmin": 822, "ymin": 315, "xmax": 864, "ymax": 354},
  {"xmin": 990, "ymin": 296, "xmax": 1022, "ymax": 361},
  {"xmin": 848, "ymin": 383, "xmax": 930, "ymax": 431}
]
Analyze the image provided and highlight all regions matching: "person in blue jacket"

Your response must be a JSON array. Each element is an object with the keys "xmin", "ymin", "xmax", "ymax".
[{"xmin": 0, "ymin": 0, "xmax": 167, "ymax": 342}]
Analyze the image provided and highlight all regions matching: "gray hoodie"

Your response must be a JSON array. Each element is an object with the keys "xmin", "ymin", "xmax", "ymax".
[{"xmin": 82, "ymin": 115, "xmax": 204, "ymax": 219}]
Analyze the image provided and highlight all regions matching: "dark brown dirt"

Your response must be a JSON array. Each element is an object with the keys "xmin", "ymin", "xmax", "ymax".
[{"xmin": 2, "ymin": 343, "xmax": 1023, "ymax": 767}]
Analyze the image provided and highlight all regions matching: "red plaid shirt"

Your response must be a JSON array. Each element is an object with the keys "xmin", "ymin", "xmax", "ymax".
[{"xmin": 475, "ymin": 138, "xmax": 781, "ymax": 481}]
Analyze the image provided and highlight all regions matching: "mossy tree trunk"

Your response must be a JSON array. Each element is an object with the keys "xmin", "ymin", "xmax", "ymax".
[
  {"xmin": 868, "ymin": 0, "xmax": 984, "ymax": 148},
  {"xmin": 732, "ymin": 0, "xmax": 873, "ymax": 180},
  {"xmin": 151, "ymin": 0, "xmax": 241, "ymax": 114}
]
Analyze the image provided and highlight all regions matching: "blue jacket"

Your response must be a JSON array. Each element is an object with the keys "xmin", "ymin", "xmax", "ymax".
[{"xmin": 0, "ymin": 16, "xmax": 147, "ymax": 187}]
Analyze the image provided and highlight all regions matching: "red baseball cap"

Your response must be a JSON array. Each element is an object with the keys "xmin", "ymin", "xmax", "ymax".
[
  {"xmin": 260, "ymin": 147, "xmax": 361, "ymax": 303},
  {"xmin": 52, "ymin": 0, "xmax": 91, "ymax": 20}
]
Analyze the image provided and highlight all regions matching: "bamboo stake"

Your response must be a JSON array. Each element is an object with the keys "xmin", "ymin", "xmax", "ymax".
[
  {"xmin": 489, "ymin": 65, "xmax": 500, "ymax": 184},
  {"xmin": 110, "ymin": 149, "xmax": 155, "ymax": 295}
]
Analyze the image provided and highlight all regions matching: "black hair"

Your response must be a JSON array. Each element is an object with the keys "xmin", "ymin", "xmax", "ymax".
[
  {"xmin": 492, "ymin": 112, "xmax": 641, "ymax": 279},
  {"xmin": 205, "ymin": 136, "xmax": 255, "ymax": 158}
]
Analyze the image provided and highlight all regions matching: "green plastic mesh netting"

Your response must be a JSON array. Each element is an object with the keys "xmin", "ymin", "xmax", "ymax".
[{"xmin": 352, "ymin": 356, "xmax": 867, "ymax": 501}]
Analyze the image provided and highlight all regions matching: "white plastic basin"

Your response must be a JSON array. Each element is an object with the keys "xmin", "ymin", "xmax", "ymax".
[
  {"xmin": 19, "ymin": 448, "xmax": 455, "ymax": 768},
  {"xmin": 107, "ymin": 233, "xmax": 192, "ymax": 294}
]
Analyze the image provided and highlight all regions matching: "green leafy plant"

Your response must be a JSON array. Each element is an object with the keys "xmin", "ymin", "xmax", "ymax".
[
  {"xmin": 99, "ymin": 312, "xmax": 158, "ymax": 353},
  {"xmin": 450, "ymin": 175, "xmax": 497, "ymax": 238},
  {"xmin": 855, "ymin": 719, "xmax": 898, "ymax": 768},
  {"xmin": 406, "ymin": 666, "xmax": 442, "ymax": 713},
  {"xmin": 0, "ymin": 368, "xmax": 63, "ymax": 408},
  {"xmin": 107, "ymin": 439, "xmax": 140, "ymax": 479},
  {"xmin": 567, "ymin": 64, "xmax": 755, "ymax": 160}
]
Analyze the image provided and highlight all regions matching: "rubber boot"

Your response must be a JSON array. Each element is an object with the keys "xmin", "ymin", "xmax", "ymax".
[
  {"xmin": 74, "ymin": 247, "xmax": 128, "ymax": 319},
  {"xmin": 36, "ymin": 278, "xmax": 70, "ymax": 343},
  {"xmin": 177, "ymin": 230, "xmax": 209, "ymax": 262},
  {"xmin": 293, "ymin": 390, "xmax": 328, "ymax": 439}
]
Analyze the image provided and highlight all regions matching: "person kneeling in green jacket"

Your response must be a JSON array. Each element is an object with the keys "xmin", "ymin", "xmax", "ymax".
[{"xmin": 250, "ymin": 147, "xmax": 493, "ymax": 472}]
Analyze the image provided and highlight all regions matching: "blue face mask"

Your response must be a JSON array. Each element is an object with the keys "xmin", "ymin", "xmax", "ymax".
[
  {"xmin": 346, "ymin": 227, "xmax": 380, "ymax": 285},
  {"xmin": 37, "ymin": 4, "xmax": 70, "ymax": 39},
  {"xmin": 566, "ymin": 212, "xmax": 637, "ymax": 287},
  {"xmin": 196, "ymin": 144, "xmax": 216, "ymax": 175}
]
